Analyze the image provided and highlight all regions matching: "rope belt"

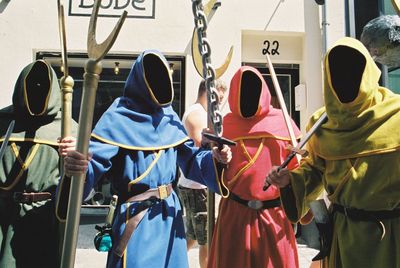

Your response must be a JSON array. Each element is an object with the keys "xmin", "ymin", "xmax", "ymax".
[
  {"xmin": 0, "ymin": 191, "xmax": 52, "ymax": 203},
  {"xmin": 229, "ymin": 192, "xmax": 281, "ymax": 210},
  {"xmin": 114, "ymin": 184, "xmax": 173, "ymax": 257}
]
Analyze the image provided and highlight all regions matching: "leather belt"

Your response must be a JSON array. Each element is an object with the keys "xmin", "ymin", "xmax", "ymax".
[
  {"xmin": 332, "ymin": 204, "xmax": 400, "ymax": 221},
  {"xmin": 114, "ymin": 184, "xmax": 173, "ymax": 257},
  {"xmin": 229, "ymin": 192, "xmax": 281, "ymax": 210},
  {"xmin": 126, "ymin": 184, "xmax": 173, "ymax": 203},
  {"xmin": 13, "ymin": 192, "xmax": 52, "ymax": 203},
  {"xmin": 332, "ymin": 203, "xmax": 400, "ymax": 240},
  {"xmin": 0, "ymin": 191, "xmax": 52, "ymax": 203}
]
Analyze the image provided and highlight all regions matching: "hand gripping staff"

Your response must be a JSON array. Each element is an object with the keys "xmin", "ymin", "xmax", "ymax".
[
  {"xmin": 263, "ymin": 112, "xmax": 328, "ymax": 191},
  {"xmin": 191, "ymin": 0, "xmax": 236, "ymax": 249},
  {"xmin": 60, "ymin": 1, "xmax": 127, "ymax": 267},
  {"xmin": 262, "ymin": 54, "xmax": 304, "ymax": 191}
]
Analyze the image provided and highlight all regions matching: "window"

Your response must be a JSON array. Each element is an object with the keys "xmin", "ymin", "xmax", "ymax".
[{"xmin": 243, "ymin": 62, "xmax": 300, "ymax": 127}]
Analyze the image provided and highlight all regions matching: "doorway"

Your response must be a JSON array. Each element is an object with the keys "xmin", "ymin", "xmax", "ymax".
[{"xmin": 244, "ymin": 62, "xmax": 300, "ymax": 127}]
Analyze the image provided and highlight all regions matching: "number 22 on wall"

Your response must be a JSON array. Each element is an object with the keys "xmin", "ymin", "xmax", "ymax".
[{"xmin": 262, "ymin": 40, "xmax": 280, "ymax": 56}]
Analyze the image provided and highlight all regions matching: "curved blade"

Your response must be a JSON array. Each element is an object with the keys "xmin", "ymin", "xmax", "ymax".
[
  {"xmin": 57, "ymin": 0, "xmax": 69, "ymax": 77},
  {"xmin": 192, "ymin": 30, "xmax": 233, "ymax": 79},
  {"xmin": 0, "ymin": 120, "xmax": 15, "ymax": 162},
  {"xmin": 191, "ymin": 0, "xmax": 233, "ymax": 79},
  {"xmin": 391, "ymin": 0, "xmax": 400, "ymax": 16},
  {"xmin": 88, "ymin": 0, "xmax": 128, "ymax": 61}
]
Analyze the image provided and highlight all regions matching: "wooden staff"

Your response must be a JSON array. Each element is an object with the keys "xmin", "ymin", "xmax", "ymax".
[
  {"xmin": 60, "ymin": 1, "xmax": 127, "ymax": 267},
  {"xmin": 56, "ymin": 1, "xmax": 74, "ymax": 262},
  {"xmin": 266, "ymin": 54, "xmax": 301, "ymax": 163},
  {"xmin": 57, "ymin": 0, "xmax": 73, "ymax": 171}
]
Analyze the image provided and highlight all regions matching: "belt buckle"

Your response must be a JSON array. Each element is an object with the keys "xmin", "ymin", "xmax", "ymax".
[
  {"xmin": 247, "ymin": 200, "xmax": 263, "ymax": 210},
  {"xmin": 158, "ymin": 185, "xmax": 168, "ymax": 200}
]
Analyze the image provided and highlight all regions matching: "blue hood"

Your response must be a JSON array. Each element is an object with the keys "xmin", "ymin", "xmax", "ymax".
[{"xmin": 92, "ymin": 50, "xmax": 188, "ymax": 150}]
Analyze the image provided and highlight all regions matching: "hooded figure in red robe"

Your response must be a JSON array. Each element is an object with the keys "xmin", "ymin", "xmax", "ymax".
[{"xmin": 208, "ymin": 66, "xmax": 301, "ymax": 268}]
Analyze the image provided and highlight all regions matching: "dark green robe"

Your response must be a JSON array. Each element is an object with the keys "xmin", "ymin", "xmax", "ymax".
[{"xmin": 0, "ymin": 60, "xmax": 77, "ymax": 268}]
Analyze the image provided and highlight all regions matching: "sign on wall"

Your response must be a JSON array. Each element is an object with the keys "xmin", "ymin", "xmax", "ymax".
[
  {"xmin": 69, "ymin": 0, "xmax": 155, "ymax": 18},
  {"xmin": 242, "ymin": 31, "xmax": 303, "ymax": 63}
]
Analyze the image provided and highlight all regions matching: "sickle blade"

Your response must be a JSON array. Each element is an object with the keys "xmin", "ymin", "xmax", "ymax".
[
  {"xmin": 0, "ymin": 120, "xmax": 15, "ymax": 162},
  {"xmin": 191, "ymin": 0, "xmax": 233, "ymax": 79},
  {"xmin": 391, "ymin": 0, "xmax": 400, "ymax": 15}
]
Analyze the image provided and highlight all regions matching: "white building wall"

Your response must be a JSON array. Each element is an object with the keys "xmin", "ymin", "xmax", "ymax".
[{"xmin": 0, "ymin": 0, "xmax": 345, "ymax": 130}]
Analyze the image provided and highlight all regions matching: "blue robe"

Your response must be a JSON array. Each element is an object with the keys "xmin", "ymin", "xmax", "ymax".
[
  {"xmin": 82, "ymin": 50, "xmax": 220, "ymax": 268},
  {"xmin": 85, "ymin": 138, "xmax": 219, "ymax": 268}
]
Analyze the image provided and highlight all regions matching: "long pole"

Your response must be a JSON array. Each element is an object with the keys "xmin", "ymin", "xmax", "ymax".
[
  {"xmin": 60, "ymin": 1, "xmax": 126, "ymax": 266},
  {"xmin": 265, "ymin": 54, "xmax": 301, "ymax": 163},
  {"xmin": 61, "ymin": 60, "xmax": 102, "ymax": 268}
]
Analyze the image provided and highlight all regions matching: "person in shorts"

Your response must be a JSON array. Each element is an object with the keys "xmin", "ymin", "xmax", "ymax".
[{"xmin": 178, "ymin": 79, "xmax": 227, "ymax": 268}]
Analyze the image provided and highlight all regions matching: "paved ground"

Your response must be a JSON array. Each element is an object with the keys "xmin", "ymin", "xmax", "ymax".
[{"xmin": 75, "ymin": 243, "xmax": 319, "ymax": 268}]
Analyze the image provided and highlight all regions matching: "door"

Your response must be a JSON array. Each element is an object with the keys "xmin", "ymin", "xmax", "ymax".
[{"xmin": 244, "ymin": 63, "xmax": 300, "ymax": 127}]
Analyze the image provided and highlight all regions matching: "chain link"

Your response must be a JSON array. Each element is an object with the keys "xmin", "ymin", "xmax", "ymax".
[{"xmin": 191, "ymin": 0, "xmax": 223, "ymax": 136}]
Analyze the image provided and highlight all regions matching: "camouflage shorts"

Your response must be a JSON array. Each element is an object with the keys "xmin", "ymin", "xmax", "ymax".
[{"xmin": 178, "ymin": 186, "xmax": 208, "ymax": 245}]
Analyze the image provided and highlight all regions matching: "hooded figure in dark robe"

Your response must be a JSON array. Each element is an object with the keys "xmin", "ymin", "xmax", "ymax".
[
  {"xmin": 208, "ymin": 66, "xmax": 301, "ymax": 268},
  {"xmin": 270, "ymin": 37, "xmax": 400, "ymax": 268},
  {"xmin": 0, "ymin": 59, "xmax": 77, "ymax": 268},
  {"xmin": 59, "ymin": 50, "xmax": 228, "ymax": 268}
]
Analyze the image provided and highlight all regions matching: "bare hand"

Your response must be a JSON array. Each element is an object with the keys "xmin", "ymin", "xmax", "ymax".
[
  {"xmin": 265, "ymin": 166, "xmax": 291, "ymax": 188},
  {"xmin": 64, "ymin": 150, "xmax": 91, "ymax": 177},
  {"xmin": 58, "ymin": 136, "xmax": 77, "ymax": 157},
  {"xmin": 212, "ymin": 144, "xmax": 232, "ymax": 165}
]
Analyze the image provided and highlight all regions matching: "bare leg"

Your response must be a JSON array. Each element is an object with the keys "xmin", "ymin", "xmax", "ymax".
[
  {"xmin": 186, "ymin": 238, "xmax": 196, "ymax": 251},
  {"xmin": 199, "ymin": 244, "xmax": 208, "ymax": 268},
  {"xmin": 309, "ymin": 260, "xmax": 322, "ymax": 268}
]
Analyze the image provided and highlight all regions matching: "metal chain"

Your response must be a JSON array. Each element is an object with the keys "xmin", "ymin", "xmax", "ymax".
[{"xmin": 191, "ymin": 0, "xmax": 223, "ymax": 136}]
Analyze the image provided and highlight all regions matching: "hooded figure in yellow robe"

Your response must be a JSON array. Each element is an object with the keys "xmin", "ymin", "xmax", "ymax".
[{"xmin": 278, "ymin": 37, "xmax": 400, "ymax": 267}]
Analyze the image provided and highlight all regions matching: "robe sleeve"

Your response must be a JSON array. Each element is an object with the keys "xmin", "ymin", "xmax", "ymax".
[
  {"xmin": 280, "ymin": 149, "xmax": 325, "ymax": 223},
  {"xmin": 176, "ymin": 139, "xmax": 220, "ymax": 194},
  {"xmin": 84, "ymin": 138, "xmax": 120, "ymax": 199}
]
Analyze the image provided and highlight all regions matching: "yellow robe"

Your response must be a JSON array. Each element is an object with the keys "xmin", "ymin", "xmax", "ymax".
[{"xmin": 281, "ymin": 37, "xmax": 400, "ymax": 267}]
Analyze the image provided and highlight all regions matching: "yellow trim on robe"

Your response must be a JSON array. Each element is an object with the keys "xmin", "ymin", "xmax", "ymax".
[
  {"xmin": 311, "ymin": 37, "xmax": 400, "ymax": 160},
  {"xmin": 128, "ymin": 150, "xmax": 164, "ymax": 191},
  {"xmin": 55, "ymin": 174, "xmax": 67, "ymax": 222},
  {"xmin": 237, "ymin": 70, "xmax": 262, "ymax": 118},
  {"xmin": 142, "ymin": 52, "xmax": 174, "ymax": 107},
  {"xmin": 213, "ymin": 157, "xmax": 229, "ymax": 198},
  {"xmin": 227, "ymin": 139, "xmax": 264, "ymax": 185},
  {"xmin": 123, "ymin": 202, "xmax": 130, "ymax": 268},
  {"xmin": 0, "ymin": 137, "xmax": 59, "ymax": 147},
  {"xmin": 230, "ymin": 134, "xmax": 300, "ymax": 142},
  {"xmin": 91, "ymin": 133, "xmax": 189, "ymax": 151},
  {"xmin": 23, "ymin": 60, "xmax": 52, "ymax": 116},
  {"xmin": 0, "ymin": 142, "xmax": 40, "ymax": 190}
]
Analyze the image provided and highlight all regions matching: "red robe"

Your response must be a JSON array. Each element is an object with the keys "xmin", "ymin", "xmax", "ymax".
[{"xmin": 208, "ymin": 66, "xmax": 301, "ymax": 268}]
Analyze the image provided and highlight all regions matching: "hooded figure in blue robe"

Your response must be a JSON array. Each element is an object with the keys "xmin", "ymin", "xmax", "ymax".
[{"xmin": 59, "ymin": 50, "xmax": 221, "ymax": 268}]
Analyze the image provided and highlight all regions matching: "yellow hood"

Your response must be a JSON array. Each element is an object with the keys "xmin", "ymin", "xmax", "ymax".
[{"xmin": 309, "ymin": 37, "xmax": 400, "ymax": 160}]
